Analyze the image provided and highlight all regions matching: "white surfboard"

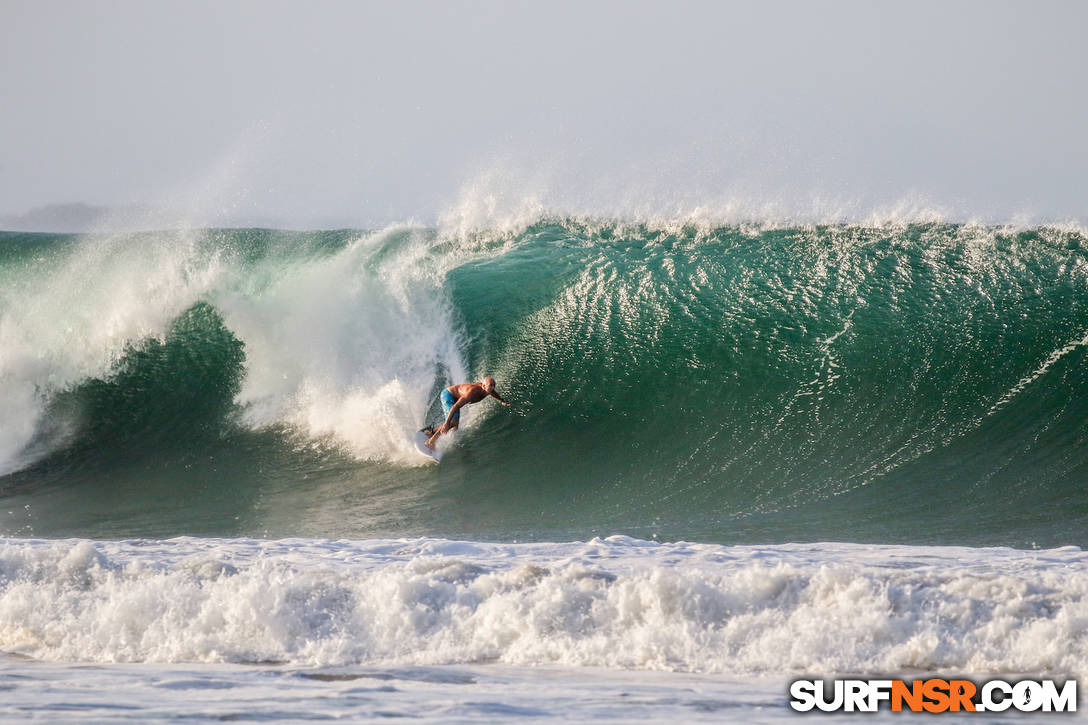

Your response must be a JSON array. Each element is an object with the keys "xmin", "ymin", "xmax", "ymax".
[{"xmin": 414, "ymin": 430, "xmax": 443, "ymax": 462}]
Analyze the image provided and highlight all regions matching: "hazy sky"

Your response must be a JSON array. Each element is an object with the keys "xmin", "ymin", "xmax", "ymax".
[{"xmin": 2, "ymin": 0, "xmax": 1086, "ymax": 229}]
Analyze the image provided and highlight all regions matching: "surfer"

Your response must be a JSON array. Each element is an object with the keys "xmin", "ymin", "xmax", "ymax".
[{"xmin": 425, "ymin": 377, "xmax": 511, "ymax": 448}]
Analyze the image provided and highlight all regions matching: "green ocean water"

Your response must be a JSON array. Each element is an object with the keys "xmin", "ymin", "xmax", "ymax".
[{"xmin": 1, "ymin": 220, "xmax": 1086, "ymax": 546}]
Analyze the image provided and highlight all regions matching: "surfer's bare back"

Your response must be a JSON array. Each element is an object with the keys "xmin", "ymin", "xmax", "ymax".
[{"xmin": 426, "ymin": 377, "xmax": 511, "ymax": 448}]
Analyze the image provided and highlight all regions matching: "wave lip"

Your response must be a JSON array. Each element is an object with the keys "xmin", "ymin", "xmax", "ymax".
[
  {"xmin": 0, "ymin": 225, "xmax": 468, "ymax": 475},
  {"xmin": 0, "ymin": 537, "xmax": 1084, "ymax": 677}
]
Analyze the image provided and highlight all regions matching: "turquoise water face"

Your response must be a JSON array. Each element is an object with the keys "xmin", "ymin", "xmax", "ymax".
[{"xmin": 1, "ymin": 222, "xmax": 1086, "ymax": 547}]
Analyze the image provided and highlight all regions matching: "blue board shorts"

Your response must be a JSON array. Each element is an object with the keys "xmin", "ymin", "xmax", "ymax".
[{"xmin": 441, "ymin": 389, "xmax": 460, "ymax": 424}]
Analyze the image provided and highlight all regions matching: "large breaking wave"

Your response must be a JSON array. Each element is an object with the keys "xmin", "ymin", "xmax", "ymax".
[{"xmin": 1, "ymin": 219, "xmax": 1086, "ymax": 545}]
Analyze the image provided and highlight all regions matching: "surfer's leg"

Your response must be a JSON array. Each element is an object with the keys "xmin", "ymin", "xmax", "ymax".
[
  {"xmin": 440, "ymin": 389, "xmax": 456, "ymax": 417},
  {"xmin": 427, "ymin": 391, "xmax": 460, "ymax": 448},
  {"xmin": 441, "ymin": 390, "xmax": 462, "ymax": 429},
  {"xmin": 425, "ymin": 416, "xmax": 456, "ymax": 448}
]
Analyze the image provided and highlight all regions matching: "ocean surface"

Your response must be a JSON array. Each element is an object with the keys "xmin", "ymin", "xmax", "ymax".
[{"xmin": 1, "ymin": 218, "xmax": 1087, "ymax": 721}]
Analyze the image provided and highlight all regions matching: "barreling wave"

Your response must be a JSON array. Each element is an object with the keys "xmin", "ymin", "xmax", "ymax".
[{"xmin": 1, "ymin": 218, "xmax": 1087, "ymax": 545}]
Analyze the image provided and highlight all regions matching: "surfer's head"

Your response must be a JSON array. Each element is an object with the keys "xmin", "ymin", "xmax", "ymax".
[{"xmin": 483, "ymin": 376, "xmax": 496, "ymax": 392}]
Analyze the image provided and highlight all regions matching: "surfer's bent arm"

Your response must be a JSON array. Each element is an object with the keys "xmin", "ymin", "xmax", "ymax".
[{"xmin": 442, "ymin": 397, "xmax": 469, "ymax": 428}]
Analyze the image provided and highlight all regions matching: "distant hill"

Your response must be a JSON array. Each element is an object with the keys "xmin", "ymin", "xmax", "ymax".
[
  {"xmin": 0, "ymin": 203, "xmax": 360, "ymax": 233},
  {"xmin": 0, "ymin": 203, "xmax": 112, "ymax": 232}
]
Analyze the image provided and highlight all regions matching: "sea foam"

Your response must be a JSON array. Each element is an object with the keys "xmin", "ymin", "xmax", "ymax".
[{"xmin": 0, "ymin": 537, "xmax": 1084, "ymax": 677}]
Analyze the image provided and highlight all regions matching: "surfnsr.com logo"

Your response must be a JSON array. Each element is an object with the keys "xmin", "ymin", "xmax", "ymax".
[{"xmin": 789, "ymin": 678, "xmax": 1077, "ymax": 713}]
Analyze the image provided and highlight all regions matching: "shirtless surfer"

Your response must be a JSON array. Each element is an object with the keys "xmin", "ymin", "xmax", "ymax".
[{"xmin": 425, "ymin": 377, "xmax": 511, "ymax": 449}]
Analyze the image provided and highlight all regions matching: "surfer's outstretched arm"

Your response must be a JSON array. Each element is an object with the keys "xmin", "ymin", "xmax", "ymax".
[{"xmin": 489, "ymin": 390, "xmax": 511, "ymax": 406}]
